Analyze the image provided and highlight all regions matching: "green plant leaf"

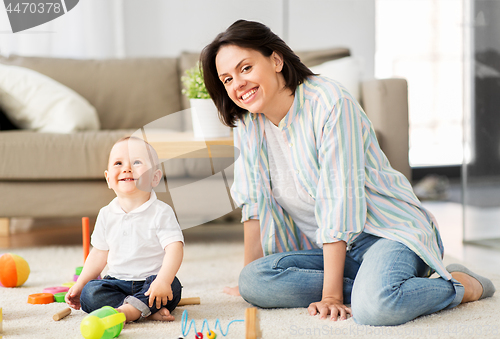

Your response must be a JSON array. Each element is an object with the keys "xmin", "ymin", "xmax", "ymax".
[{"xmin": 181, "ymin": 62, "xmax": 211, "ymax": 99}]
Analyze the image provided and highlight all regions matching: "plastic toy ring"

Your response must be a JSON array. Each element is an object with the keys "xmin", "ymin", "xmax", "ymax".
[
  {"xmin": 28, "ymin": 293, "xmax": 54, "ymax": 304},
  {"xmin": 54, "ymin": 292, "xmax": 68, "ymax": 303},
  {"xmin": 75, "ymin": 266, "xmax": 83, "ymax": 275},
  {"xmin": 43, "ymin": 286, "xmax": 69, "ymax": 295},
  {"xmin": 207, "ymin": 330, "xmax": 217, "ymax": 339},
  {"xmin": 195, "ymin": 332, "xmax": 203, "ymax": 339}
]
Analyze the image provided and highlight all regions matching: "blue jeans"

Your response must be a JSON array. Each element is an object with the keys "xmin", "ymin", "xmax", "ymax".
[
  {"xmin": 239, "ymin": 233, "xmax": 464, "ymax": 326},
  {"xmin": 80, "ymin": 275, "xmax": 182, "ymax": 318}
]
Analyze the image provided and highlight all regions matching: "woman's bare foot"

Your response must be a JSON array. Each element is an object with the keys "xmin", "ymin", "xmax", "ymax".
[
  {"xmin": 223, "ymin": 286, "xmax": 240, "ymax": 296},
  {"xmin": 147, "ymin": 308, "xmax": 175, "ymax": 321},
  {"xmin": 447, "ymin": 263, "xmax": 496, "ymax": 302},
  {"xmin": 451, "ymin": 272, "xmax": 483, "ymax": 303}
]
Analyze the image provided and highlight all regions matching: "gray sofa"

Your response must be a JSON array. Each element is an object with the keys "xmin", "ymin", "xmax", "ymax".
[{"xmin": 0, "ymin": 48, "xmax": 409, "ymax": 241}]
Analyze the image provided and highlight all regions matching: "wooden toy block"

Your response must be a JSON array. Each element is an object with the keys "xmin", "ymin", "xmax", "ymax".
[
  {"xmin": 177, "ymin": 297, "xmax": 201, "ymax": 306},
  {"xmin": 245, "ymin": 307, "xmax": 261, "ymax": 339},
  {"xmin": 53, "ymin": 307, "xmax": 71, "ymax": 321}
]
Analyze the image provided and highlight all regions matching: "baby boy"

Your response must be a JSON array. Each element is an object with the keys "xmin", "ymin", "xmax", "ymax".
[{"xmin": 66, "ymin": 136, "xmax": 183, "ymax": 322}]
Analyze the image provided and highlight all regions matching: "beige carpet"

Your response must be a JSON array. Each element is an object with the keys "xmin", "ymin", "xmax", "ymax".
[{"xmin": 1, "ymin": 238, "xmax": 499, "ymax": 338}]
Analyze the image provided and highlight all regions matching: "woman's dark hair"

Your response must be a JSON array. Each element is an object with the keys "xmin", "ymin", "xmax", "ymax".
[{"xmin": 201, "ymin": 19, "xmax": 314, "ymax": 127}]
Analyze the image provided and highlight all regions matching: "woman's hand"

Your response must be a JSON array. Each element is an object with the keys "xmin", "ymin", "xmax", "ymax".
[
  {"xmin": 313, "ymin": 242, "xmax": 350, "ymax": 320},
  {"xmin": 307, "ymin": 297, "xmax": 352, "ymax": 321},
  {"xmin": 223, "ymin": 286, "xmax": 241, "ymax": 296}
]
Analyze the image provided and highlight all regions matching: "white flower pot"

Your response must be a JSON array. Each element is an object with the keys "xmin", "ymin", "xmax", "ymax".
[{"xmin": 190, "ymin": 99, "xmax": 231, "ymax": 139}]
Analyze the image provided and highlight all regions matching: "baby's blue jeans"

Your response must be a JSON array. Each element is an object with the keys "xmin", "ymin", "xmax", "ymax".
[
  {"xmin": 80, "ymin": 275, "xmax": 182, "ymax": 318},
  {"xmin": 239, "ymin": 232, "xmax": 464, "ymax": 326}
]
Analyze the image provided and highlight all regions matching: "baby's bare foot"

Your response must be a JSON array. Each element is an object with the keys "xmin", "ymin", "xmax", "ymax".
[{"xmin": 147, "ymin": 308, "xmax": 175, "ymax": 321}]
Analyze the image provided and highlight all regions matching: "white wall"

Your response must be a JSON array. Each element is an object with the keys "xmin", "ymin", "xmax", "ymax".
[
  {"xmin": 122, "ymin": 0, "xmax": 375, "ymax": 78},
  {"xmin": 288, "ymin": 0, "xmax": 375, "ymax": 77},
  {"xmin": 122, "ymin": 0, "xmax": 284, "ymax": 57},
  {"xmin": 0, "ymin": 0, "xmax": 126, "ymax": 58},
  {"xmin": 0, "ymin": 0, "xmax": 375, "ymax": 77}
]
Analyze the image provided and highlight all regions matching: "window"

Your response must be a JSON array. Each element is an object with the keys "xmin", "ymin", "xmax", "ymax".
[{"xmin": 376, "ymin": 0, "xmax": 464, "ymax": 167}]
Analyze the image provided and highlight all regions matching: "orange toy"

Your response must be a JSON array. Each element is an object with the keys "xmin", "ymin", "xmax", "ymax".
[
  {"xmin": 0, "ymin": 253, "xmax": 30, "ymax": 287},
  {"xmin": 82, "ymin": 217, "xmax": 90, "ymax": 262},
  {"xmin": 27, "ymin": 293, "xmax": 54, "ymax": 304}
]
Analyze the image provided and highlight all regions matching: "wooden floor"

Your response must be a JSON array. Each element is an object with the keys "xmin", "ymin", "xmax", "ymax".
[
  {"xmin": 0, "ymin": 217, "xmax": 241, "ymax": 248},
  {"xmin": 0, "ymin": 225, "xmax": 84, "ymax": 248},
  {"xmin": 422, "ymin": 201, "xmax": 500, "ymax": 275}
]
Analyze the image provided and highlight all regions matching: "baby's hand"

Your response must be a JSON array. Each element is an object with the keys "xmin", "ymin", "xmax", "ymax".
[
  {"xmin": 145, "ymin": 279, "xmax": 173, "ymax": 309},
  {"xmin": 65, "ymin": 284, "xmax": 83, "ymax": 310}
]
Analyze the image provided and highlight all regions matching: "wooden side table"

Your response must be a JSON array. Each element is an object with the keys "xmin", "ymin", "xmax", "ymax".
[
  {"xmin": 145, "ymin": 131, "xmax": 234, "ymax": 160},
  {"xmin": 144, "ymin": 131, "xmax": 237, "ymax": 219}
]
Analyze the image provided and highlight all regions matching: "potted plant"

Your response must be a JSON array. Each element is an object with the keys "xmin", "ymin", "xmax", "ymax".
[{"xmin": 182, "ymin": 62, "xmax": 231, "ymax": 138}]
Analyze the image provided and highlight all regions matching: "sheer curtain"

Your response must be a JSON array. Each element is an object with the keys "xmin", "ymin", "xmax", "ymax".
[
  {"xmin": 375, "ymin": 0, "xmax": 464, "ymax": 167},
  {"xmin": 0, "ymin": 0, "xmax": 125, "ymax": 58}
]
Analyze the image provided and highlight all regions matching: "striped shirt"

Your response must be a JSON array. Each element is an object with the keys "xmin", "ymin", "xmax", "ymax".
[{"xmin": 231, "ymin": 76, "xmax": 450, "ymax": 280}]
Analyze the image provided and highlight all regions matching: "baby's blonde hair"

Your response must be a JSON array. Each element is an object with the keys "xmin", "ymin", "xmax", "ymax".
[{"xmin": 112, "ymin": 136, "xmax": 161, "ymax": 171}]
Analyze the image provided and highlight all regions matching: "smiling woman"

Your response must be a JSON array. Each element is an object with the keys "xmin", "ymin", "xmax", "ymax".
[
  {"xmin": 214, "ymin": 45, "xmax": 293, "ymax": 126},
  {"xmin": 199, "ymin": 19, "xmax": 495, "ymax": 326},
  {"xmin": 200, "ymin": 20, "xmax": 314, "ymax": 128}
]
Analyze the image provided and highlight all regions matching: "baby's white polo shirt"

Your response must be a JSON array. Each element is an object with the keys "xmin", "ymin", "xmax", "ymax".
[{"xmin": 91, "ymin": 190, "xmax": 184, "ymax": 281}]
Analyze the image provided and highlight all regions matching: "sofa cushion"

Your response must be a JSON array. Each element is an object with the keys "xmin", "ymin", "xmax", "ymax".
[
  {"xmin": 295, "ymin": 47, "xmax": 350, "ymax": 67},
  {"xmin": 309, "ymin": 56, "xmax": 362, "ymax": 101},
  {"xmin": 0, "ymin": 63, "xmax": 100, "ymax": 133},
  {"xmin": 0, "ymin": 55, "xmax": 184, "ymax": 131},
  {"xmin": 0, "ymin": 130, "xmax": 186, "ymax": 180}
]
